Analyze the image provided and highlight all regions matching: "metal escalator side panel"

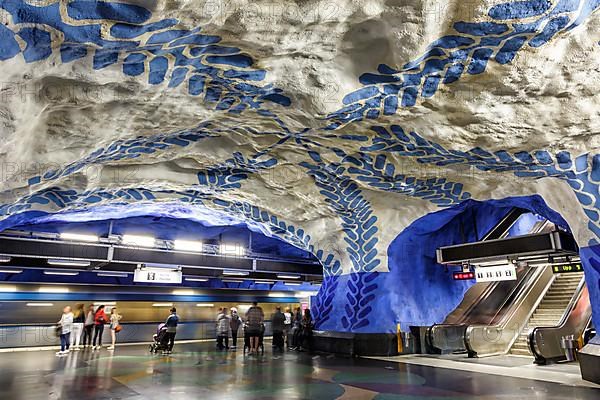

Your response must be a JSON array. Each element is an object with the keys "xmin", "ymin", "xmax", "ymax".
[
  {"xmin": 481, "ymin": 208, "xmax": 528, "ymax": 241},
  {"xmin": 465, "ymin": 266, "xmax": 555, "ymax": 358},
  {"xmin": 530, "ymin": 275, "xmax": 591, "ymax": 364}
]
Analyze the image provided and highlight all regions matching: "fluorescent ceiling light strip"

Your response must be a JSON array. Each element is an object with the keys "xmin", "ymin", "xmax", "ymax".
[
  {"xmin": 27, "ymin": 303, "xmax": 54, "ymax": 307},
  {"xmin": 196, "ymin": 303, "xmax": 214, "ymax": 307},
  {"xmin": 174, "ymin": 239, "xmax": 203, "ymax": 252},
  {"xmin": 277, "ymin": 274, "xmax": 301, "ymax": 279},
  {"xmin": 222, "ymin": 279, "xmax": 243, "ymax": 283},
  {"xmin": 0, "ymin": 285, "xmax": 17, "ymax": 292},
  {"xmin": 43, "ymin": 270, "xmax": 79, "ymax": 276},
  {"xmin": 268, "ymin": 293, "xmax": 288, "ymax": 298},
  {"xmin": 222, "ymin": 270, "xmax": 249, "ymax": 276},
  {"xmin": 0, "ymin": 269, "xmax": 22, "ymax": 274},
  {"xmin": 47, "ymin": 259, "xmax": 91, "ymax": 267},
  {"xmin": 122, "ymin": 234, "xmax": 156, "ymax": 247},
  {"xmin": 94, "ymin": 302, "xmax": 116, "ymax": 306},
  {"xmin": 0, "ymin": 256, "xmax": 12, "ymax": 263},
  {"xmin": 152, "ymin": 303, "xmax": 174, "ymax": 307},
  {"xmin": 255, "ymin": 281, "xmax": 275, "ymax": 285},
  {"xmin": 285, "ymin": 283, "xmax": 302, "ymax": 286},
  {"xmin": 38, "ymin": 287, "xmax": 69, "ymax": 293},
  {"xmin": 172, "ymin": 290, "xmax": 195, "ymax": 296},
  {"xmin": 185, "ymin": 277, "xmax": 209, "ymax": 282},
  {"xmin": 97, "ymin": 272, "xmax": 128, "ymax": 278},
  {"xmin": 60, "ymin": 232, "xmax": 99, "ymax": 242}
]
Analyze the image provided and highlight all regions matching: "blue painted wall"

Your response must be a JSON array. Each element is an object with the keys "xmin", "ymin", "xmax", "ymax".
[{"xmin": 314, "ymin": 195, "xmax": 570, "ymax": 333}]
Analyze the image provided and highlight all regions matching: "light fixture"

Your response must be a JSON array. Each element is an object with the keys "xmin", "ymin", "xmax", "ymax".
[
  {"xmin": 152, "ymin": 303, "xmax": 174, "ymax": 307},
  {"xmin": 93, "ymin": 302, "xmax": 116, "ymax": 306},
  {"xmin": 222, "ymin": 270, "xmax": 249, "ymax": 276},
  {"xmin": 222, "ymin": 279, "xmax": 243, "ymax": 283},
  {"xmin": 196, "ymin": 303, "xmax": 214, "ymax": 307},
  {"xmin": 0, "ymin": 268, "xmax": 22, "ymax": 274},
  {"xmin": 27, "ymin": 303, "xmax": 54, "ymax": 307},
  {"xmin": 254, "ymin": 281, "xmax": 275, "ymax": 285},
  {"xmin": 277, "ymin": 274, "xmax": 301, "ymax": 279},
  {"xmin": 174, "ymin": 239, "xmax": 203, "ymax": 252},
  {"xmin": 97, "ymin": 272, "xmax": 128, "ymax": 278},
  {"xmin": 47, "ymin": 259, "xmax": 91, "ymax": 267},
  {"xmin": 220, "ymin": 243, "xmax": 245, "ymax": 256},
  {"xmin": 172, "ymin": 289, "xmax": 195, "ymax": 296},
  {"xmin": 268, "ymin": 293, "xmax": 288, "ymax": 298},
  {"xmin": 0, "ymin": 285, "xmax": 17, "ymax": 292},
  {"xmin": 296, "ymin": 291, "xmax": 318, "ymax": 298},
  {"xmin": 60, "ymin": 232, "xmax": 99, "ymax": 242},
  {"xmin": 185, "ymin": 277, "xmax": 209, "ymax": 282},
  {"xmin": 43, "ymin": 270, "xmax": 80, "ymax": 276},
  {"xmin": 122, "ymin": 234, "xmax": 156, "ymax": 247},
  {"xmin": 0, "ymin": 256, "xmax": 11, "ymax": 263},
  {"xmin": 284, "ymin": 282, "xmax": 302, "ymax": 286},
  {"xmin": 38, "ymin": 287, "xmax": 69, "ymax": 293}
]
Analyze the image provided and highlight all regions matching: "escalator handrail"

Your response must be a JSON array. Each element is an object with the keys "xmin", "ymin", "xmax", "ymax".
[
  {"xmin": 529, "ymin": 274, "xmax": 590, "ymax": 363},
  {"xmin": 465, "ymin": 265, "xmax": 555, "ymax": 357}
]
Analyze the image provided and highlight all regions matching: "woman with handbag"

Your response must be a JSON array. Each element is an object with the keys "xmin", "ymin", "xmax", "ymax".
[{"xmin": 108, "ymin": 307, "xmax": 122, "ymax": 351}]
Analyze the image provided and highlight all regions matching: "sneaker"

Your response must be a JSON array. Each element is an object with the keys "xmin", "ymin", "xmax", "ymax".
[
  {"xmin": 107, "ymin": 346, "xmax": 114, "ymax": 350},
  {"xmin": 55, "ymin": 351, "xmax": 65, "ymax": 356}
]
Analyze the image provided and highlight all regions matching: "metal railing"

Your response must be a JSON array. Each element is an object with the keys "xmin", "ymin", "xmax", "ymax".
[
  {"xmin": 465, "ymin": 265, "xmax": 555, "ymax": 357},
  {"xmin": 529, "ymin": 276, "xmax": 592, "ymax": 364}
]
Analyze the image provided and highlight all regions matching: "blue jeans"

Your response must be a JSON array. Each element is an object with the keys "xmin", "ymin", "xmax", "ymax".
[{"xmin": 60, "ymin": 332, "xmax": 71, "ymax": 352}]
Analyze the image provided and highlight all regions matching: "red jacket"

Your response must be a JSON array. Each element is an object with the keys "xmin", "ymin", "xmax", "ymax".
[{"xmin": 94, "ymin": 309, "xmax": 107, "ymax": 325}]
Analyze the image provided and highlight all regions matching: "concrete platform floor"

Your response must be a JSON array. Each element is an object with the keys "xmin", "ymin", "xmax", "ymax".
[{"xmin": 0, "ymin": 343, "xmax": 598, "ymax": 400}]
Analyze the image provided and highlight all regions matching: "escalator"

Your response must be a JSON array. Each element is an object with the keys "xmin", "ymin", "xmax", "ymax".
[
  {"xmin": 427, "ymin": 210, "xmax": 552, "ymax": 354},
  {"xmin": 527, "ymin": 273, "xmax": 592, "ymax": 364},
  {"xmin": 511, "ymin": 272, "xmax": 585, "ymax": 356}
]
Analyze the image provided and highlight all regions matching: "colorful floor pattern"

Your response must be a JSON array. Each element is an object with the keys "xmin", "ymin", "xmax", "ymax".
[{"xmin": 0, "ymin": 343, "xmax": 598, "ymax": 399}]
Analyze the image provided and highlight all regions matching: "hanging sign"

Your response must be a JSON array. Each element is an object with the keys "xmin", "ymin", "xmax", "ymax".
[
  {"xmin": 134, "ymin": 267, "xmax": 182, "ymax": 284},
  {"xmin": 552, "ymin": 263, "xmax": 583, "ymax": 274},
  {"xmin": 474, "ymin": 264, "xmax": 517, "ymax": 283}
]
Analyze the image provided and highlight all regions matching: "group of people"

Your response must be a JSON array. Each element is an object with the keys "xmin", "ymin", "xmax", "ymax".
[
  {"xmin": 56, "ymin": 304, "xmax": 121, "ymax": 357},
  {"xmin": 214, "ymin": 302, "xmax": 313, "ymax": 354}
]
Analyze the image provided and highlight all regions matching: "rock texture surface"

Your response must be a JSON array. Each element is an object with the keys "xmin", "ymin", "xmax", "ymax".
[{"xmin": 0, "ymin": 0, "xmax": 599, "ymax": 332}]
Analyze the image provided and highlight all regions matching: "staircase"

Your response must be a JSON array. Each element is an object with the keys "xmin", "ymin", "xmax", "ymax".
[{"xmin": 510, "ymin": 272, "xmax": 584, "ymax": 356}]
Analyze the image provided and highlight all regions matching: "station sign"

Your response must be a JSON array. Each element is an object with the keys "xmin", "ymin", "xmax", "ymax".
[
  {"xmin": 552, "ymin": 263, "xmax": 583, "ymax": 274},
  {"xmin": 134, "ymin": 267, "xmax": 182, "ymax": 284},
  {"xmin": 474, "ymin": 264, "xmax": 517, "ymax": 283}
]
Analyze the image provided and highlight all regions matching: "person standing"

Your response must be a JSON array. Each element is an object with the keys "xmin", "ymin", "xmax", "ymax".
[
  {"xmin": 291, "ymin": 307, "xmax": 302, "ymax": 350},
  {"xmin": 56, "ymin": 306, "xmax": 73, "ymax": 357},
  {"xmin": 298, "ymin": 309, "xmax": 313, "ymax": 352},
  {"xmin": 229, "ymin": 308, "xmax": 242, "ymax": 350},
  {"xmin": 283, "ymin": 307, "xmax": 292, "ymax": 349},
  {"xmin": 82, "ymin": 304, "xmax": 95, "ymax": 348},
  {"xmin": 71, "ymin": 304, "xmax": 85, "ymax": 350},
  {"xmin": 271, "ymin": 306, "xmax": 286, "ymax": 351},
  {"xmin": 108, "ymin": 307, "xmax": 122, "ymax": 351},
  {"xmin": 245, "ymin": 301, "xmax": 264, "ymax": 354},
  {"xmin": 93, "ymin": 305, "xmax": 107, "ymax": 350},
  {"xmin": 216, "ymin": 308, "xmax": 230, "ymax": 350},
  {"xmin": 164, "ymin": 307, "xmax": 179, "ymax": 354}
]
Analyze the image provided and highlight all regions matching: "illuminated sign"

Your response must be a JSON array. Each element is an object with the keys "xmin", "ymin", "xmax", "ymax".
[
  {"xmin": 474, "ymin": 264, "xmax": 517, "ymax": 283},
  {"xmin": 453, "ymin": 271, "xmax": 475, "ymax": 281},
  {"xmin": 552, "ymin": 263, "xmax": 583, "ymax": 274},
  {"xmin": 134, "ymin": 267, "xmax": 182, "ymax": 284}
]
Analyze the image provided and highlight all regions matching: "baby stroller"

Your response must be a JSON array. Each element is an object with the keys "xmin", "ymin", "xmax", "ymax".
[
  {"xmin": 243, "ymin": 323, "xmax": 265, "ymax": 355},
  {"xmin": 149, "ymin": 323, "xmax": 169, "ymax": 353}
]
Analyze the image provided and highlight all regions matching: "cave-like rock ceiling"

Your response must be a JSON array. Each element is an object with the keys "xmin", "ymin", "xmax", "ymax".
[{"xmin": 0, "ymin": 0, "xmax": 599, "ymax": 280}]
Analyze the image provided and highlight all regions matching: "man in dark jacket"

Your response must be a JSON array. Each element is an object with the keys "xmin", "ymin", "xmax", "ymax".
[
  {"xmin": 271, "ymin": 306, "xmax": 286, "ymax": 351},
  {"xmin": 164, "ymin": 307, "xmax": 179, "ymax": 354}
]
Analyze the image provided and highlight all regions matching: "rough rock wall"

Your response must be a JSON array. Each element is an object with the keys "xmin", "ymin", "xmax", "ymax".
[{"xmin": 0, "ymin": 0, "xmax": 599, "ymax": 332}]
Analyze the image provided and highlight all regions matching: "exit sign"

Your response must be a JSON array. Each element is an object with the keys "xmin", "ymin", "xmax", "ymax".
[
  {"xmin": 474, "ymin": 265, "xmax": 517, "ymax": 283},
  {"xmin": 552, "ymin": 263, "xmax": 583, "ymax": 274}
]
